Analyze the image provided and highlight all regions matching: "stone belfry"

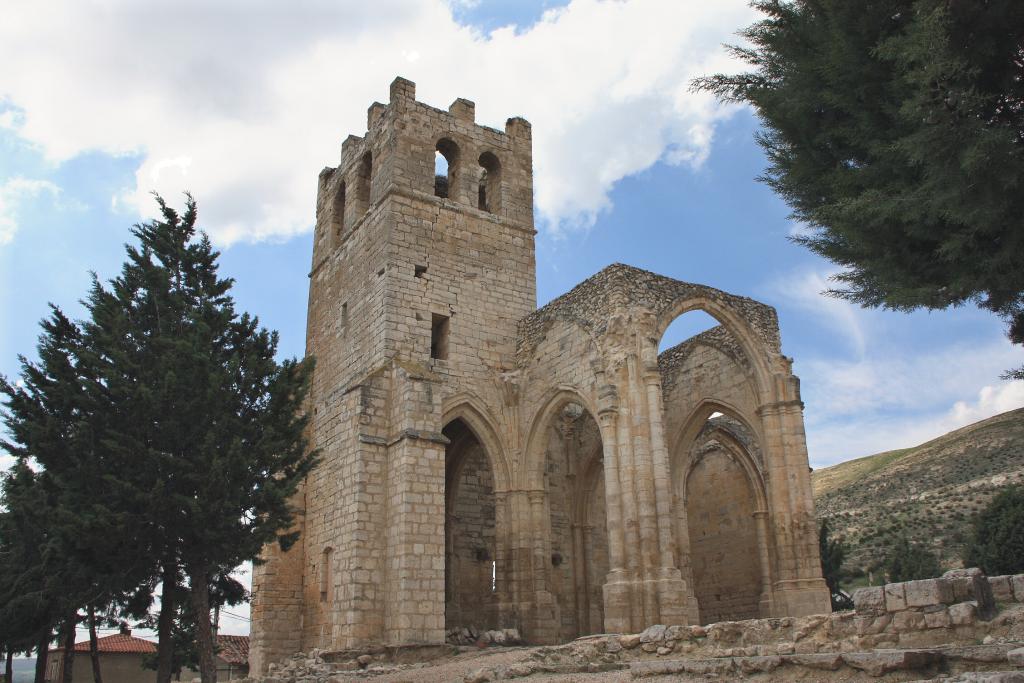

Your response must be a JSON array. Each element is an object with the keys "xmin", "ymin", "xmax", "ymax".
[
  {"xmin": 249, "ymin": 77, "xmax": 537, "ymax": 671},
  {"xmin": 250, "ymin": 77, "xmax": 831, "ymax": 675}
]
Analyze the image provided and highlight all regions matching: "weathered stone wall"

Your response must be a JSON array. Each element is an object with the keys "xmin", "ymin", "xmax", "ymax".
[
  {"xmin": 248, "ymin": 570, "xmax": 1024, "ymax": 682},
  {"xmin": 446, "ymin": 429, "xmax": 498, "ymax": 632},
  {"xmin": 686, "ymin": 447, "xmax": 763, "ymax": 624}
]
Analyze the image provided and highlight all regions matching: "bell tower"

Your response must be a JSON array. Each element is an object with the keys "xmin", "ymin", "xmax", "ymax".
[{"xmin": 250, "ymin": 77, "xmax": 536, "ymax": 672}]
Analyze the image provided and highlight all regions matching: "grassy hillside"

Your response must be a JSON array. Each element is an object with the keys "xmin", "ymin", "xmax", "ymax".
[{"xmin": 813, "ymin": 407, "xmax": 1024, "ymax": 574}]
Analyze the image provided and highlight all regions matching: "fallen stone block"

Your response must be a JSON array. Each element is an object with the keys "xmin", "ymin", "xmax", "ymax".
[
  {"xmin": 630, "ymin": 657, "xmax": 735, "ymax": 678},
  {"xmin": 784, "ymin": 653, "xmax": 844, "ymax": 670},
  {"xmin": 737, "ymin": 655, "xmax": 783, "ymax": 674},
  {"xmin": 1009, "ymin": 647, "xmax": 1024, "ymax": 666},
  {"xmin": 619, "ymin": 634, "xmax": 641, "ymax": 649},
  {"xmin": 663, "ymin": 624, "xmax": 687, "ymax": 641},
  {"xmin": 842, "ymin": 648, "xmax": 942, "ymax": 677},
  {"xmin": 638, "ymin": 624, "xmax": 667, "ymax": 644}
]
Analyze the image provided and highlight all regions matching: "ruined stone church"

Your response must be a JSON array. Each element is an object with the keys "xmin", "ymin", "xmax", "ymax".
[{"xmin": 249, "ymin": 77, "xmax": 830, "ymax": 674}]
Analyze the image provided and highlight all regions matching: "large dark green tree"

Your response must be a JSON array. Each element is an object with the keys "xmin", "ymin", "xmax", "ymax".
[
  {"xmin": 884, "ymin": 534, "xmax": 942, "ymax": 581},
  {"xmin": 0, "ymin": 463, "xmax": 58, "ymax": 683},
  {"xmin": 694, "ymin": 0, "xmax": 1024, "ymax": 374},
  {"xmin": 819, "ymin": 520, "xmax": 854, "ymax": 611},
  {"xmin": 964, "ymin": 485, "xmax": 1024, "ymax": 575},
  {"xmin": 1, "ymin": 306, "xmax": 152, "ymax": 683},
  {"xmin": 83, "ymin": 195, "xmax": 316, "ymax": 683}
]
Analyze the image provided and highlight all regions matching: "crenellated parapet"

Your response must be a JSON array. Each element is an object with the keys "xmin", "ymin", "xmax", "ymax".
[{"xmin": 313, "ymin": 76, "xmax": 535, "ymax": 276}]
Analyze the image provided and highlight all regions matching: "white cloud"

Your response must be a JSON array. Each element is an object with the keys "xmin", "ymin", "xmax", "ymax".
[
  {"xmin": 0, "ymin": 0, "xmax": 757, "ymax": 244},
  {"xmin": 0, "ymin": 177, "xmax": 60, "ymax": 245},
  {"xmin": 803, "ymin": 340, "xmax": 1024, "ymax": 467},
  {"xmin": 765, "ymin": 268, "xmax": 868, "ymax": 357}
]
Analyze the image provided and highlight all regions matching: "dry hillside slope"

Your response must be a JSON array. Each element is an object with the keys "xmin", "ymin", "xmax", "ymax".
[{"xmin": 812, "ymin": 407, "xmax": 1024, "ymax": 572}]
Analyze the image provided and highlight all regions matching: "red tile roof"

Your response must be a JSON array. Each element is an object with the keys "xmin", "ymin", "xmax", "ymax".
[
  {"xmin": 216, "ymin": 635, "xmax": 249, "ymax": 666},
  {"xmin": 51, "ymin": 633, "xmax": 157, "ymax": 655},
  {"xmin": 52, "ymin": 632, "xmax": 249, "ymax": 665}
]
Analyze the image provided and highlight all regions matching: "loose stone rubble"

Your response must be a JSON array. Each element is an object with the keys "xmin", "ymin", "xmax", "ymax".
[{"xmin": 239, "ymin": 570, "xmax": 1024, "ymax": 681}]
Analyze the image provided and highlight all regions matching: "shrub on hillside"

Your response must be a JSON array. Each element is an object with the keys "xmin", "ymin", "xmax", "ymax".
[
  {"xmin": 964, "ymin": 485, "xmax": 1024, "ymax": 575},
  {"xmin": 883, "ymin": 535, "xmax": 942, "ymax": 582}
]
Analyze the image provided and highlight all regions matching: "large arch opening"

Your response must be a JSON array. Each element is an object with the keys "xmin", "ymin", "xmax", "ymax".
[
  {"xmin": 682, "ymin": 414, "xmax": 765, "ymax": 624},
  {"xmin": 657, "ymin": 304, "xmax": 771, "ymax": 625},
  {"xmin": 542, "ymin": 400, "xmax": 608, "ymax": 641},
  {"xmin": 444, "ymin": 417, "xmax": 498, "ymax": 635}
]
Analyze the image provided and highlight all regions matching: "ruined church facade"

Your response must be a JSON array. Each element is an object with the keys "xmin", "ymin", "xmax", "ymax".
[{"xmin": 249, "ymin": 78, "xmax": 830, "ymax": 674}]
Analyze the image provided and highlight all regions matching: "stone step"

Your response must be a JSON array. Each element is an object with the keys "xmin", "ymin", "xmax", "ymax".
[
  {"xmin": 631, "ymin": 648, "xmax": 947, "ymax": 678},
  {"xmin": 906, "ymin": 674, "xmax": 1024, "ymax": 683}
]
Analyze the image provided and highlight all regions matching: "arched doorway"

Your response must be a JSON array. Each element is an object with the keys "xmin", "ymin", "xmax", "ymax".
[
  {"xmin": 542, "ymin": 401, "xmax": 608, "ymax": 640},
  {"xmin": 444, "ymin": 417, "xmax": 498, "ymax": 633},
  {"xmin": 682, "ymin": 415, "xmax": 766, "ymax": 624}
]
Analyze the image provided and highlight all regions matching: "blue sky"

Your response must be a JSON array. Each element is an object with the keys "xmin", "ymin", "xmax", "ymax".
[{"xmin": 2, "ymin": 0, "xmax": 1022, "ymax": 637}]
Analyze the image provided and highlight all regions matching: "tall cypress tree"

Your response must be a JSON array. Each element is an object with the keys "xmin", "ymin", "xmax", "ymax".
[
  {"xmin": 694, "ymin": 0, "xmax": 1024, "ymax": 375},
  {"xmin": 0, "ymin": 463, "xmax": 58, "ymax": 683},
  {"xmin": 83, "ymin": 195, "xmax": 316, "ymax": 683},
  {"xmin": 2, "ymin": 305, "xmax": 156, "ymax": 683}
]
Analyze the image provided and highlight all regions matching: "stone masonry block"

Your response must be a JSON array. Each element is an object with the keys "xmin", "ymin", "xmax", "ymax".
[
  {"xmin": 1011, "ymin": 574, "xmax": 1024, "ymax": 602},
  {"xmin": 853, "ymin": 586, "xmax": 885, "ymax": 614},
  {"xmin": 948, "ymin": 602, "xmax": 977, "ymax": 626},
  {"xmin": 923, "ymin": 607, "xmax": 951, "ymax": 629},
  {"xmin": 943, "ymin": 568, "xmax": 984, "ymax": 603},
  {"xmin": 903, "ymin": 578, "xmax": 953, "ymax": 608},
  {"xmin": 988, "ymin": 575, "xmax": 1014, "ymax": 603},
  {"xmin": 884, "ymin": 582, "xmax": 907, "ymax": 612}
]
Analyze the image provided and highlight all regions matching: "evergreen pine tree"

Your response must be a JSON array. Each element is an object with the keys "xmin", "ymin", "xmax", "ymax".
[
  {"xmin": 819, "ymin": 520, "xmax": 853, "ymax": 610},
  {"xmin": 2, "ymin": 305, "xmax": 155, "ymax": 683},
  {"xmin": 965, "ymin": 486, "xmax": 1024, "ymax": 575},
  {"xmin": 885, "ymin": 534, "xmax": 942, "ymax": 582},
  {"xmin": 694, "ymin": 0, "xmax": 1024, "ymax": 376},
  {"xmin": 83, "ymin": 195, "xmax": 316, "ymax": 683}
]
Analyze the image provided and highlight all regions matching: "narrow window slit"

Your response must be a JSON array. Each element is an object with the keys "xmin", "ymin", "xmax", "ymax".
[{"xmin": 431, "ymin": 313, "xmax": 450, "ymax": 360}]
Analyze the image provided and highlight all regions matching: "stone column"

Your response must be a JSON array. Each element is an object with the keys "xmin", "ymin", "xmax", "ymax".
[
  {"xmin": 493, "ymin": 490, "xmax": 516, "ymax": 628},
  {"xmin": 753, "ymin": 510, "xmax": 775, "ymax": 617},
  {"xmin": 757, "ymin": 393, "xmax": 830, "ymax": 617},
  {"xmin": 612, "ymin": 377, "xmax": 645, "ymax": 631},
  {"xmin": 571, "ymin": 523, "xmax": 587, "ymax": 636},
  {"xmin": 597, "ymin": 406, "xmax": 634, "ymax": 634},
  {"xmin": 383, "ymin": 434, "xmax": 447, "ymax": 645},
  {"xmin": 641, "ymin": 359, "xmax": 693, "ymax": 625},
  {"xmin": 528, "ymin": 488, "xmax": 560, "ymax": 643},
  {"xmin": 623, "ymin": 355, "xmax": 660, "ymax": 623},
  {"xmin": 581, "ymin": 525, "xmax": 596, "ymax": 633}
]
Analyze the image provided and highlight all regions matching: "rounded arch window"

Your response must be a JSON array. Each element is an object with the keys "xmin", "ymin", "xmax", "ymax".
[
  {"xmin": 435, "ymin": 138, "xmax": 460, "ymax": 199},
  {"xmin": 477, "ymin": 151, "xmax": 501, "ymax": 214}
]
